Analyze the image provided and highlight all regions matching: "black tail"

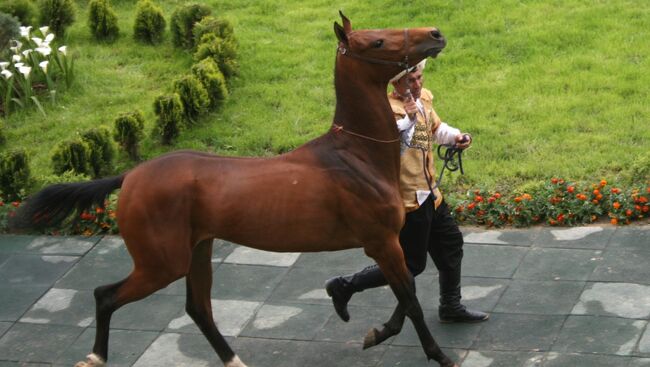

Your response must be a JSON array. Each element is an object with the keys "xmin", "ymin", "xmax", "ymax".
[{"xmin": 10, "ymin": 174, "xmax": 125, "ymax": 231}]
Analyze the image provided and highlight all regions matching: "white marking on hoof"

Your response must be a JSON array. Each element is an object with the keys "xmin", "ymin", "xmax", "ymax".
[
  {"xmin": 74, "ymin": 353, "xmax": 105, "ymax": 367},
  {"xmin": 225, "ymin": 355, "xmax": 247, "ymax": 367}
]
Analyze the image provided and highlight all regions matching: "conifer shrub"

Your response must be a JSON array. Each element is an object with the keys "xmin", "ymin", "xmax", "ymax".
[
  {"xmin": 38, "ymin": 0, "xmax": 76, "ymax": 38},
  {"xmin": 153, "ymin": 93, "xmax": 184, "ymax": 145},
  {"xmin": 172, "ymin": 75, "xmax": 209, "ymax": 122},
  {"xmin": 191, "ymin": 58, "xmax": 228, "ymax": 109},
  {"xmin": 81, "ymin": 126, "xmax": 115, "ymax": 178},
  {"xmin": 170, "ymin": 3, "xmax": 211, "ymax": 49},
  {"xmin": 87, "ymin": 0, "xmax": 119, "ymax": 42},
  {"xmin": 0, "ymin": 0, "xmax": 37, "ymax": 26},
  {"xmin": 0, "ymin": 150, "xmax": 31, "ymax": 200},
  {"xmin": 133, "ymin": 0, "xmax": 166, "ymax": 44},
  {"xmin": 113, "ymin": 110, "xmax": 145, "ymax": 161},
  {"xmin": 194, "ymin": 33, "xmax": 239, "ymax": 80},
  {"xmin": 0, "ymin": 12, "xmax": 21, "ymax": 57},
  {"xmin": 192, "ymin": 16, "xmax": 235, "ymax": 44},
  {"xmin": 51, "ymin": 139, "xmax": 91, "ymax": 176}
]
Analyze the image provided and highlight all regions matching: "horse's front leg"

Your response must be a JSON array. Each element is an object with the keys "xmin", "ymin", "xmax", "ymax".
[{"xmin": 367, "ymin": 239, "xmax": 458, "ymax": 367}]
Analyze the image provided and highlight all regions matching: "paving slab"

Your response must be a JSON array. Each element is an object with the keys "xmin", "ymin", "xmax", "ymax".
[
  {"xmin": 532, "ymin": 226, "xmax": 615, "ymax": 249},
  {"xmin": 553, "ymin": 315, "xmax": 646, "ymax": 355},
  {"xmin": 1, "ymin": 225, "xmax": 649, "ymax": 367},
  {"xmin": 513, "ymin": 247, "xmax": 603, "ymax": 281},
  {"xmin": 473, "ymin": 313, "xmax": 565, "ymax": 351},
  {"xmin": 493, "ymin": 279, "xmax": 585, "ymax": 315},
  {"xmin": 459, "ymin": 350, "xmax": 545, "ymax": 367}
]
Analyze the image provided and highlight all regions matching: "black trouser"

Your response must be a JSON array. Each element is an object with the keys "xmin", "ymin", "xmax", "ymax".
[{"xmin": 343, "ymin": 196, "xmax": 465, "ymax": 297}]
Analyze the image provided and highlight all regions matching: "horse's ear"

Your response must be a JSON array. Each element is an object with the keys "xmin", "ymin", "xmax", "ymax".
[
  {"xmin": 339, "ymin": 10, "xmax": 352, "ymax": 33},
  {"xmin": 334, "ymin": 21, "xmax": 348, "ymax": 44}
]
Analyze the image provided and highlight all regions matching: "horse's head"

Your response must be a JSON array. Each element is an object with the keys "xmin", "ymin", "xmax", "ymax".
[{"xmin": 334, "ymin": 11, "xmax": 446, "ymax": 82}]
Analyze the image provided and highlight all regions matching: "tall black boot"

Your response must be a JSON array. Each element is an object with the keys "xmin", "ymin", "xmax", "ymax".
[
  {"xmin": 438, "ymin": 269, "xmax": 489, "ymax": 323},
  {"xmin": 325, "ymin": 264, "xmax": 388, "ymax": 322}
]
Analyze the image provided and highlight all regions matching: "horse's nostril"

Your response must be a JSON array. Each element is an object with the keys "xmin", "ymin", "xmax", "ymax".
[{"xmin": 430, "ymin": 29, "xmax": 442, "ymax": 40}]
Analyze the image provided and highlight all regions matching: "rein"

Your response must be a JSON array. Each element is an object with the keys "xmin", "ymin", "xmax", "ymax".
[{"xmin": 331, "ymin": 123, "xmax": 400, "ymax": 143}]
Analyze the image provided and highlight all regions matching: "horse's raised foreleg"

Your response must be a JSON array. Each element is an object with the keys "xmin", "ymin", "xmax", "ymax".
[
  {"xmin": 185, "ymin": 239, "xmax": 247, "ymax": 367},
  {"xmin": 367, "ymin": 240, "xmax": 457, "ymax": 367},
  {"xmin": 363, "ymin": 303, "xmax": 406, "ymax": 349}
]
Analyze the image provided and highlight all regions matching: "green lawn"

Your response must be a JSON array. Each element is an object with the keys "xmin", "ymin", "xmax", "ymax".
[{"xmin": 2, "ymin": 0, "xmax": 649, "ymax": 195}]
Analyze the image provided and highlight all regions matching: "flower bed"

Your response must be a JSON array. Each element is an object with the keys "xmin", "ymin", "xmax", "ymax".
[{"xmin": 451, "ymin": 179, "xmax": 650, "ymax": 227}]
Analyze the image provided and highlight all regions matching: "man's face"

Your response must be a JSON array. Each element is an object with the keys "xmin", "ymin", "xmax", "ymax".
[{"xmin": 395, "ymin": 69, "xmax": 424, "ymax": 99}]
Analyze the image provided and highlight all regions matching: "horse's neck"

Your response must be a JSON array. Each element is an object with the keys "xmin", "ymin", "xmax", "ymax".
[{"xmin": 331, "ymin": 67, "xmax": 401, "ymax": 181}]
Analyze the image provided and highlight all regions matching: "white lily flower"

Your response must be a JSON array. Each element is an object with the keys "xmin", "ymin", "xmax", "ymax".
[
  {"xmin": 36, "ymin": 47, "xmax": 52, "ymax": 56},
  {"xmin": 20, "ymin": 26, "xmax": 32, "ymax": 38},
  {"xmin": 39, "ymin": 60, "xmax": 49, "ymax": 73},
  {"xmin": 58, "ymin": 46, "xmax": 67, "ymax": 55},
  {"xmin": 45, "ymin": 33, "xmax": 55, "ymax": 43},
  {"xmin": 14, "ymin": 63, "xmax": 25, "ymax": 68},
  {"xmin": 22, "ymin": 49, "xmax": 33, "ymax": 57},
  {"xmin": 39, "ymin": 26, "xmax": 50, "ymax": 36},
  {"xmin": 12, "ymin": 54, "xmax": 21, "ymax": 63},
  {"xmin": 18, "ymin": 66, "xmax": 32, "ymax": 77},
  {"xmin": 32, "ymin": 37, "xmax": 43, "ymax": 47},
  {"xmin": 0, "ymin": 62, "xmax": 9, "ymax": 70},
  {"xmin": 1, "ymin": 70, "xmax": 12, "ymax": 79}
]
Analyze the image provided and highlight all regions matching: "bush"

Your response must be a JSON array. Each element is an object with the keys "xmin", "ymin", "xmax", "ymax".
[
  {"xmin": 191, "ymin": 58, "xmax": 228, "ymax": 109},
  {"xmin": 173, "ymin": 75, "xmax": 209, "ymax": 122},
  {"xmin": 170, "ymin": 3, "xmax": 211, "ymax": 49},
  {"xmin": 0, "ymin": 150, "xmax": 31, "ymax": 200},
  {"xmin": 113, "ymin": 110, "xmax": 145, "ymax": 161},
  {"xmin": 153, "ymin": 93, "xmax": 184, "ymax": 145},
  {"xmin": 87, "ymin": 0, "xmax": 119, "ymax": 42},
  {"xmin": 0, "ymin": 12, "xmax": 20, "ymax": 58},
  {"xmin": 133, "ymin": 0, "xmax": 166, "ymax": 44},
  {"xmin": 194, "ymin": 33, "xmax": 239, "ymax": 80},
  {"xmin": 81, "ymin": 126, "xmax": 115, "ymax": 178},
  {"xmin": 51, "ymin": 139, "xmax": 90, "ymax": 176},
  {"xmin": 193, "ymin": 16, "xmax": 235, "ymax": 45},
  {"xmin": 0, "ymin": 0, "xmax": 37, "ymax": 26},
  {"xmin": 38, "ymin": 0, "xmax": 76, "ymax": 38},
  {"xmin": 0, "ymin": 119, "xmax": 6, "ymax": 146}
]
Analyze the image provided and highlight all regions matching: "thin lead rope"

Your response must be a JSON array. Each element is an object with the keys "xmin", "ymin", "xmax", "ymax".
[{"xmin": 331, "ymin": 124, "xmax": 400, "ymax": 144}]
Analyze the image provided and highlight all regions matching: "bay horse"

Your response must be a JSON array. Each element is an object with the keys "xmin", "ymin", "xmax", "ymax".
[{"xmin": 12, "ymin": 12, "xmax": 457, "ymax": 367}]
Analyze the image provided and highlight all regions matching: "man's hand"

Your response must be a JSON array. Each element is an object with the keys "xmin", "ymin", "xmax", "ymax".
[
  {"xmin": 404, "ymin": 95, "xmax": 418, "ymax": 121},
  {"xmin": 455, "ymin": 133, "xmax": 472, "ymax": 149}
]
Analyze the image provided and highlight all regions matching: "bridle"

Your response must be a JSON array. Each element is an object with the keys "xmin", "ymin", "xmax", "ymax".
[
  {"xmin": 337, "ymin": 28, "xmax": 411, "ymax": 70},
  {"xmin": 332, "ymin": 28, "xmax": 412, "ymax": 144}
]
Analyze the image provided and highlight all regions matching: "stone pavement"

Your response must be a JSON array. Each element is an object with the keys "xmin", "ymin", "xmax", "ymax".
[{"xmin": 0, "ymin": 225, "xmax": 649, "ymax": 367}]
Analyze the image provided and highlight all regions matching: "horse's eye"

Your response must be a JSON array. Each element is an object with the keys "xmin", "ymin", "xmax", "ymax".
[{"xmin": 373, "ymin": 39, "xmax": 384, "ymax": 48}]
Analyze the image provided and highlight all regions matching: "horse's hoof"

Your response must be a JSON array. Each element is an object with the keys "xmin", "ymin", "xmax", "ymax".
[
  {"xmin": 74, "ymin": 353, "xmax": 105, "ymax": 367},
  {"xmin": 362, "ymin": 328, "xmax": 379, "ymax": 349}
]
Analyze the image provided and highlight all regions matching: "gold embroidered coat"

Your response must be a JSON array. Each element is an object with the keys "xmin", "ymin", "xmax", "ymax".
[{"xmin": 388, "ymin": 88, "xmax": 444, "ymax": 212}]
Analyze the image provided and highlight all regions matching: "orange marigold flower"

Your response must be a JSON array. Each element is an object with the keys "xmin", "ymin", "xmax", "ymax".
[
  {"xmin": 567, "ymin": 186, "xmax": 575, "ymax": 193},
  {"xmin": 592, "ymin": 199, "xmax": 599, "ymax": 205},
  {"xmin": 557, "ymin": 213, "xmax": 565, "ymax": 222},
  {"xmin": 610, "ymin": 218, "xmax": 618, "ymax": 225},
  {"xmin": 591, "ymin": 215, "xmax": 597, "ymax": 222},
  {"xmin": 635, "ymin": 205, "xmax": 642, "ymax": 211},
  {"xmin": 494, "ymin": 192, "xmax": 501, "ymax": 199},
  {"xmin": 611, "ymin": 188, "xmax": 621, "ymax": 194},
  {"xmin": 643, "ymin": 206, "xmax": 649, "ymax": 213},
  {"xmin": 456, "ymin": 206, "xmax": 464, "ymax": 213},
  {"xmin": 551, "ymin": 178, "xmax": 559, "ymax": 184},
  {"xmin": 522, "ymin": 193, "xmax": 532, "ymax": 200},
  {"xmin": 514, "ymin": 196, "xmax": 522, "ymax": 203},
  {"xmin": 600, "ymin": 180, "xmax": 607, "ymax": 187},
  {"xmin": 474, "ymin": 190, "xmax": 481, "ymax": 195},
  {"xmin": 613, "ymin": 202, "xmax": 621, "ymax": 210},
  {"xmin": 640, "ymin": 197, "xmax": 649, "ymax": 204},
  {"xmin": 11, "ymin": 201, "xmax": 20, "ymax": 208},
  {"xmin": 488, "ymin": 197, "xmax": 496, "ymax": 203},
  {"xmin": 474, "ymin": 195, "xmax": 484, "ymax": 202},
  {"xmin": 96, "ymin": 207, "xmax": 105, "ymax": 214},
  {"xmin": 626, "ymin": 209, "xmax": 633, "ymax": 217},
  {"xmin": 593, "ymin": 189, "xmax": 600, "ymax": 196},
  {"xmin": 549, "ymin": 219, "xmax": 557, "ymax": 225},
  {"xmin": 468, "ymin": 202, "xmax": 476, "ymax": 210},
  {"xmin": 597, "ymin": 194, "xmax": 603, "ymax": 200}
]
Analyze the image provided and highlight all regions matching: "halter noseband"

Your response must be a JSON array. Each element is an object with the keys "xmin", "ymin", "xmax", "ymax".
[{"xmin": 337, "ymin": 28, "xmax": 411, "ymax": 71}]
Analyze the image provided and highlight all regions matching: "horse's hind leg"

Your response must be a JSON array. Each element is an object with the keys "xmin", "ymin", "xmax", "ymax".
[
  {"xmin": 75, "ymin": 241, "xmax": 190, "ymax": 366},
  {"xmin": 363, "ymin": 303, "xmax": 406, "ymax": 349},
  {"xmin": 185, "ymin": 239, "xmax": 247, "ymax": 367}
]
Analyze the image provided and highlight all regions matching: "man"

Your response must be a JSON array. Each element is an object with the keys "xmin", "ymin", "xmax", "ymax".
[{"xmin": 325, "ymin": 60, "xmax": 489, "ymax": 323}]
